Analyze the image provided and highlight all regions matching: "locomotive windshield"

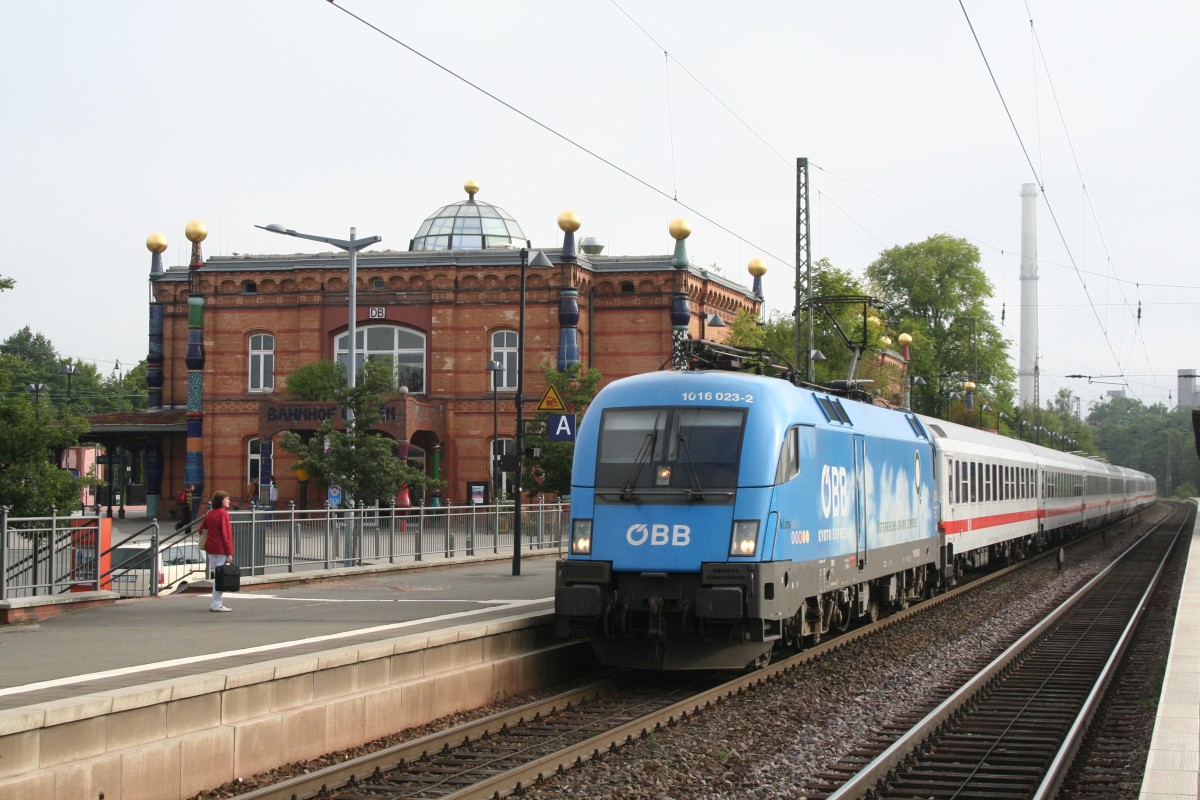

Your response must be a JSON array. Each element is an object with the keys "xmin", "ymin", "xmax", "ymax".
[{"xmin": 594, "ymin": 407, "xmax": 746, "ymax": 502}]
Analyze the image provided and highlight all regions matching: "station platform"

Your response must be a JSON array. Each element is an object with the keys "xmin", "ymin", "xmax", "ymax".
[
  {"xmin": 0, "ymin": 524, "xmax": 559, "ymax": 713},
  {"xmin": 2, "ymin": 508, "xmax": 1196, "ymax": 798},
  {"xmin": 1140, "ymin": 500, "xmax": 1200, "ymax": 800}
]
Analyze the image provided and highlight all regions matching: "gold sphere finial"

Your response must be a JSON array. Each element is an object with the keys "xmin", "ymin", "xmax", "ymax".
[
  {"xmin": 558, "ymin": 209, "xmax": 581, "ymax": 233},
  {"xmin": 184, "ymin": 220, "xmax": 208, "ymax": 243},
  {"xmin": 146, "ymin": 232, "xmax": 168, "ymax": 254},
  {"xmin": 669, "ymin": 217, "xmax": 691, "ymax": 240},
  {"xmin": 881, "ymin": 335, "xmax": 893, "ymax": 347},
  {"xmin": 464, "ymin": 179, "xmax": 479, "ymax": 198},
  {"xmin": 963, "ymin": 381, "xmax": 976, "ymax": 392},
  {"xmin": 898, "ymin": 332, "xmax": 913, "ymax": 346},
  {"xmin": 747, "ymin": 257, "xmax": 766, "ymax": 277},
  {"xmin": 867, "ymin": 316, "xmax": 881, "ymax": 328}
]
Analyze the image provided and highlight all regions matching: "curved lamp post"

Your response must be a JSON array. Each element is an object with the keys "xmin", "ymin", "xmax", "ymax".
[{"xmin": 256, "ymin": 224, "xmax": 381, "ymax": 390}]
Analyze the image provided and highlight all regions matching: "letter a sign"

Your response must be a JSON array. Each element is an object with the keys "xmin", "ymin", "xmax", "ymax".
[
  {"xmin": 548, "ymin": 413, "xmax": 577, "ymax": 442},
  {"xmin": 537, "ymin": 385, "xmax": 568, "ymax": 412}
]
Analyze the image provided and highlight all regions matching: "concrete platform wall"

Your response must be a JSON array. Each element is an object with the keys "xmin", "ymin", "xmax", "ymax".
[{"xmin": 0, "ymin": 614, "xmax": 589, "ymax": 799}]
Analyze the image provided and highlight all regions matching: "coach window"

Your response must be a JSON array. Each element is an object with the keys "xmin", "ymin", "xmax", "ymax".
[
  {"xmin": 490, "ymin": 330, "xmax": 518, "ymax": 390},
  {"xmin": 248, "ymin": 333, "xmax": 274, "ymax": 393},
  {"xmin": 775, "ymin": 427, "xmax": 800, "ymax": 484},
  {"xmin": 335, "ymin": 325, "xmax": 426, "ymax": 394}
]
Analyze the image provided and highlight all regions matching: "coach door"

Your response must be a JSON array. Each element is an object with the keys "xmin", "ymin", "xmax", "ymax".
[{"xmin": 854, "ymin": 435, "xmax": 867, "ymax": 569}]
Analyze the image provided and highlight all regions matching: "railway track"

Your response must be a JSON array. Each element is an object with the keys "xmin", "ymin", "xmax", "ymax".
[
  {"xmin": 221, "ymin": 511, "xmax": 1175, "ymax": 800},
  {"xmin": 806, "ymin": 503, "xmax": 1189, "ymax": 800}
]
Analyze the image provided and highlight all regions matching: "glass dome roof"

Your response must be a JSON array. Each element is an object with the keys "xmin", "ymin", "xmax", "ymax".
[{"xmin": 409, "ymin": 183, "xmax": 528, "ymax": 252}]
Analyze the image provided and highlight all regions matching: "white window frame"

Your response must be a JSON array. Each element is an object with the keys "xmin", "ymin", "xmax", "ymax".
[
  {"xmin": 335, "ymin": 325, "xmax": 427, "ymax": 394},
  {"xmin": 490, "ymin": 330, "xmax": 518, "ymax": 391},
  {"xmin": 248, "ymin": 333, "xmax": 275, "ymax": 393}
]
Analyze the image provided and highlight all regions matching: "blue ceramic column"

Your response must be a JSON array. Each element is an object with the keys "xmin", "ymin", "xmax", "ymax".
[
  {"xmin": 145, "ymin": 233, "xmax": 168, "ymax": 518},
  {"xmin": 184, "ymin": 220, "xmax": 208, "ymax": 517},
  {"xmin": 668, "ymin": 218, "xmax": 692, "ymax": 370},
  {"xmin": 556, "ymin": 210, "xmax": 581, "ymax": 371}
]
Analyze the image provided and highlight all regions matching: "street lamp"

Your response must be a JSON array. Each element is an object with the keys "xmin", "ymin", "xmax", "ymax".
[
  {"xmin": 25, "ymin": 383, "xmax": 49, "ymax": 420},
  {"xmin": 114, "ymin": 359, "xmax": 123, "ymax": 410},
  {"xmin": 485, "ymin": 360, "xmax": 503, "ymax": 501},
  {"xmin": 513, "ymin": 248, "xmax": 555, "ymax": 577},
  {"xmin": 806, "ymin": 349, "xmax": 826, "ymax": 383},
  {"xmin": 256, "ymin": 224, "xmax": 381, "ymax": 390},
  {"xmin": 905, "ymin": 375, "xmax": 926, "ymax": 410},
  {"xmin": 59, "ymin": 364, "xmax": 78, "ymax": 406}
]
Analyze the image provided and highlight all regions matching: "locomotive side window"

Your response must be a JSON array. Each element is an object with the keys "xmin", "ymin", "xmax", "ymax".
[{"xmin": 775, "ymin": 427, "xmax": 800, "ymax": 485}]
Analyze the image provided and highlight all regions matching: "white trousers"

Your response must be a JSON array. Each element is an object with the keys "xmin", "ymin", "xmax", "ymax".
[{"xmin": 207, "ymin": 552, "xmax": 231, "ymax": 609}]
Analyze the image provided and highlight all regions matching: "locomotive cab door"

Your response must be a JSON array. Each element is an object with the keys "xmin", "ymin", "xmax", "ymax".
[{"xmin": 854, "ymin": 435, "xmax": 867, "ymax": 570}]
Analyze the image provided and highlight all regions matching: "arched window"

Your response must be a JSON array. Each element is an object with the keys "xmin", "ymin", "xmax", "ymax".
[
  {"xmin": 490, "ymin": 330, "xmax": 518, "ymax": 390},
  {"xmin": 242, "ymin": 280, "xmax": 258, "ymax": 294},
  {"xmin": 335, "ymin": 325, "xmax": 426, "ymax": 394},
  {"xmin": 248, "ymin": 334, "xmax": 274, "ymax": 393},
  {"xmin": 370, "ymin": 277, "xmax": 385, "ymax": 290}
]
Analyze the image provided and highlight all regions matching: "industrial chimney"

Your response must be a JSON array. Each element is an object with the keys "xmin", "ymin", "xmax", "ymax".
[{"xmin": 1018, "ymin": 184, "xmax": 1038, "ymax": 408}]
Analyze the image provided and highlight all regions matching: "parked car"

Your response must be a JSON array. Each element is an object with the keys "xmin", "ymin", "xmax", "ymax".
[{"xmin": 109, "ymin": 541, "xmax": 207, "ymax": 597}]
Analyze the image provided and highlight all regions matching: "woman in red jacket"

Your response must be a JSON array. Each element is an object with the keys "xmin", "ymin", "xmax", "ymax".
[{"xmin": 199, "ymin": 490, "xmax": 235, "ymax": 612}]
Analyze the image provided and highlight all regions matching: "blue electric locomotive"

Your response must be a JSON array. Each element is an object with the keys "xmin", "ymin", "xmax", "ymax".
[{"xmin": 555, "ymin": 370, "xmax": 940, "ymax": 670}]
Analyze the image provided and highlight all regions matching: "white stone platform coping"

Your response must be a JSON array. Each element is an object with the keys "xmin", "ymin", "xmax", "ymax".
[{"xmin": 1140, "ymin": 499, "xmax": 1200, "ymax": 800}]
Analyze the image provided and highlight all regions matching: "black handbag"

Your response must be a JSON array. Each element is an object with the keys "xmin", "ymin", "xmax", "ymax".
[{"xmin": 214, "ymin": 562, "xmax": 241, "ymax": 593}]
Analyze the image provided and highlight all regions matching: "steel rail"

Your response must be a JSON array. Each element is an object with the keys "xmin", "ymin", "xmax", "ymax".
[
  {"xmin": 228, "ymin": 511, "xmax": 1158, "ymax": 800},
  {"xmin": 1032, "ymin": 509, "xmax": 1185, "ymax": 799},
  {"xmin": 825, "ymin": 504, "xmax": 1182, "ymax": 800}
]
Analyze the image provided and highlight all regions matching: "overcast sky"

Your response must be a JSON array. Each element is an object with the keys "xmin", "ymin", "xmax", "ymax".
[{"xmin": 2, "ymin": 1, "xmax": 1196, "ymax": 412}]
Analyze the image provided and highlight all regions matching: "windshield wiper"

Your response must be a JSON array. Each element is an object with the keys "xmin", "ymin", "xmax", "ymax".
[
  {"xmin": 620, "ymin": 431, "xmax": 657, "ymax": 501},
  {"xmin": 675, "ymin": 433, "xmax": 707, "ymax": 501}
]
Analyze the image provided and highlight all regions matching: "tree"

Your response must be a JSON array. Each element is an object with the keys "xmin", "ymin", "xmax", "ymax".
[
  {"xmin": 520, "ymin": 363, "xmax": 603, "ymax": 499},
  {"xmin": 865, "ymin": 235, "xmax": 1015, "ymax": 418},
  {"xmin": 285, "ymin": 360, "xmax": 348, "ymax": 401},
  {"xmin": 0, "ymin": 274, "xmax": 13, "ymax": 292},
  {"xmin": 1087, "ymin": 396, "xmax": 1199, "ymax": 498},
  {"xmin": 0, "ymin": 396, "xmax": 90, "ymax": 516},
  {"xmin": 278, "ymin": 359, "xmax": 439, "ymax": 506},
  {"xmin": 728, "ymin": 258, "xmax": 873, "ymax": 384}
]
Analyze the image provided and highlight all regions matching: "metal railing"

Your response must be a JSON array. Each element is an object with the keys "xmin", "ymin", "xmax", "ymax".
[
  {"xmin": 2, "ymin": 501, "xmax": 569, "ymax": 600},
  {"xmin": 1, "ymin": 507, "xmax": 102, "ymax": 599},
  {"xmin": 232, "ymin": 501, "xmax": 568, "ymax": 576}
]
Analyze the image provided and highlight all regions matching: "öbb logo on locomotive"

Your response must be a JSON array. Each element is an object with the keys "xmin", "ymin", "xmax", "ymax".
[
  {"xmin": 820, "ymin": 463, "xmax": 851, "ymax": 518},
  {"xmin": 625, "ymin": 523, "xmax": 692, "ymax": 546}
]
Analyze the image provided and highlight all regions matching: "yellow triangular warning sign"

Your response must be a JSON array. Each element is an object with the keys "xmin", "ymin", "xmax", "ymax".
[{"xmin": 537, "ymin": 385, "xmax": 568, "ymax": 412}]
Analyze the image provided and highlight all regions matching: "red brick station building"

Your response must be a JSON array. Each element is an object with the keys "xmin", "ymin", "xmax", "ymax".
[{"xmin": 85, "ymin": 182, "xmax": 762, "ymax": 519}]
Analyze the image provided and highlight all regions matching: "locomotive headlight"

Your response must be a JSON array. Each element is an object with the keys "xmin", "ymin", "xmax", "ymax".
[
  {"xmin": 655, "ymin": 465, "xmax": 672, "ymax": 485},
  {"xmin": 730, "ymin": 520, "xmax": 760, "ymax": 557},
  {"xmin": 571, "ymin": 519, "xmax": 593, "ymax": 555}
]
